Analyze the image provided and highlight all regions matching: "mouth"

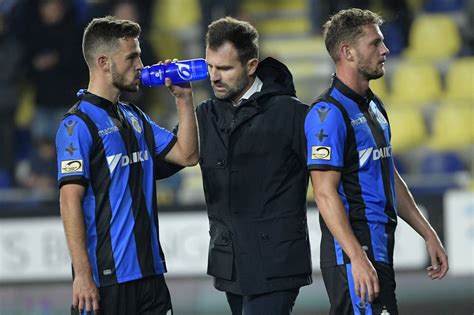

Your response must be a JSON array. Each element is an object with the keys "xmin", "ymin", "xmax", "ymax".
[{"xmin": 212, "ymin": 84, "xmax": 226, "ymax": 91}]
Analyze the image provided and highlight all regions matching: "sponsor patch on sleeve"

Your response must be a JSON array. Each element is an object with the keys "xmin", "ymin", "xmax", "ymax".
[
  {"xmin": 61, "ymin": 160, "xmax": 83, "ymax": 174},
  {"xmin": 311, "ymin": 146, "xmax": 331, "ymax": 160}
]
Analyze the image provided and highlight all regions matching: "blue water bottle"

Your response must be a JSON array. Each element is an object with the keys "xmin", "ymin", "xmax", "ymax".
[{"xmin": 140, "ymin": 58, "xmax": 208, "ymax": 87}]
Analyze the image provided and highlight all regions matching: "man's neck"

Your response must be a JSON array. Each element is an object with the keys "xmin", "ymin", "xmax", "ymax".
[
  {"xmin": 88, "ymin": 75, "xmax": 120, "ymax": 104},
  {"xmin": 335, "ymin": 65, "xmax": 369, "ymax": 96},
  {"xmin": 231, "ymin": 76, "xmax": 256, "ymax": 105}
]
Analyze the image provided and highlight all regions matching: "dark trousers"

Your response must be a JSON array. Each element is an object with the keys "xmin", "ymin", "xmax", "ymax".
[
  {"xmin": 322, "ymin": 262, "xmax": 398, "ymax": 315},
  {"xmin": 226, "ymin": 289, "xmax": 300, "ymax": 315},
  {"xmin": 72, "ymin": 275, "xmax": 173, "ymax": 315}
]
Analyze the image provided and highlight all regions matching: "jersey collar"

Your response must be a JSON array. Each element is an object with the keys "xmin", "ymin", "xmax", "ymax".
[
  {"xmin": 331, "ymin": 75, "xmax": 375, "ymax": 108},
  {"xmin": 76, "ymin": 89, "xmax": 118, "ymax": 110}
]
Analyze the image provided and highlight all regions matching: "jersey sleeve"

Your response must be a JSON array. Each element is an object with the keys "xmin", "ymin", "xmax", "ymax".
[
  {"xmin": 147, "ymin": 118, "xmax": 177, "ymax": 159},
  {"xmin": 305, "ymin": 101, "xmax": 347, "ymax": 171},
  {"xmin": 55, "ymin": 115, "xmax": 93, "ymax": 188}
]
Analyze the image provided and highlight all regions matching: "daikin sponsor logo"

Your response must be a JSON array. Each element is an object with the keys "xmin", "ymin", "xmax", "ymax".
[
  {"xmin": 358, "ymin": 146, "xmax": 392, "ymax": 167},
  {"xmin": 106, "ymin": 150, "xmax": 149, "ymax": 173}
]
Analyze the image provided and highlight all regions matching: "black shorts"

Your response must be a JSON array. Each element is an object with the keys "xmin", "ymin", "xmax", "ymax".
[
  {"xmin": 72, "ymin": 275, "xmax": 173, "ymax": 315},
  {"xmin": 321, "ymin": 262, "xmax": 398, "ymax": 315}
]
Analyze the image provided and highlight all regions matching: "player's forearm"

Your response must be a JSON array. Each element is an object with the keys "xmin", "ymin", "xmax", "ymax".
[
  {"xmin": 60, "ymin": 196, "xmax": 93, "ymax": 277},
  {"xmin": 395, "ymin": 170, "xmax": 438, "ymax": 242},
  {"xmin": 174, "ymin": 94, "xmax": 199, "ymax": 165},
  {"xmin": 314, "ymin": 188, "xmax": 367, "ymax": 262}
]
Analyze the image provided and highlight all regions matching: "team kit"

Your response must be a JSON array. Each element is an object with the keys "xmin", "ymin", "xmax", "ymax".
[{"xmin": 56, "ymin": 11, "xmax": 448, "ymax": 315}]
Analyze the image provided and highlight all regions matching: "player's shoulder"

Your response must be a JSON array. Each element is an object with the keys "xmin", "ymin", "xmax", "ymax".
[
  {"xmin": 306, "ymin": 98, "xmax": 345, "ymax": 125},
  {"xmin": 56, "ymin": 103, "xmax": 95, "ymax": 143}
]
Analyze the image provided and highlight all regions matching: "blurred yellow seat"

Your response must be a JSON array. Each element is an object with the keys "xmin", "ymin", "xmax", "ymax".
[
  {"xmin": 154, "ymin": 0, "xmax": 200, "ymax": 31},
  {"xmin": 177, "ymin": 165, "xmax": 205, "ymax": 205},
  {"xmin": 390, "ymin": 61, "xmax": 442, "ymax": 107},
  {"xmin": 387, "ymin": 107, "xmax": 428, "ymax": 153},
  {"xmin": 150, "ymin": 0, "xmax": 200, "ymax": 58},
  {"xmin": 404, "ymin": 14, "xmax": 461, "ymax": 61},
  {"xmin": 306, "ymin": 181, "xmax": 315, "ymax": 202},
  {"xmin": 370, "ymin": 76, "xmax": 389, "ymax": 101},
  {"xmin": 428, "ymin": 103, "xmax": 474, "ymax": 150},
  {"xmin": 406, "ymin": 0, "xmax": 425, "ymax": 12},
  {"xmin": 241, "ymin": 0, "xmax": 306, "ymax": 15},
  {"xmin": 444, "ymin": 57, "xmax": 474, "ymax": 102}
]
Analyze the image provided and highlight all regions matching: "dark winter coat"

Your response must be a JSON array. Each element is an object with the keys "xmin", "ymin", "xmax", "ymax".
[{"xmin": 196, "ymin": 57, "xmax": 313, "ymax": 295}]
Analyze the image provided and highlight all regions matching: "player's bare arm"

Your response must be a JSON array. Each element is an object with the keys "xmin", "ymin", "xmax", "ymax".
[
  {"xmin": 394, "ymin": 168, "xmax": 449, "ymax": 280},
  {"xmin": 311, "ymin": 170, "xmax": 380, "ymax": 303},
  {"xmin": 60, "ymin": 184, "xmax": 100, "ymax": 313}
]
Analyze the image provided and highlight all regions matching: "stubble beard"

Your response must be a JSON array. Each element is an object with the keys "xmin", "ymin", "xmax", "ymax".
[
  {"xmin": 357, "ymin": 58, "xmax": 385, "ymax": 81},
  {"xmin": 111, "ymin": 62, "xmax": 139, "ymax": 93},
  {"xmin": 213, "ymin": 73, "xmax": 250, "ymax": 102}
]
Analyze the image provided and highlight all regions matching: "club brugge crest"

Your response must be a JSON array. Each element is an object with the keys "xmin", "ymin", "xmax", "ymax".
[{"xmin": 130, "ymin": 116, "xmax": 142, "ymax": 133}]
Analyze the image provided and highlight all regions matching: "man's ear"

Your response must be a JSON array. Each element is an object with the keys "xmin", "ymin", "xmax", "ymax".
[
  {"xmin": 247, "ymin": 58, "xmax": 258, "ymax": 76},
  {"xmin": 341, "ymin": 44, "xmax": 355, "ymax": 62},
  {"xmin": 97, "ymin": 55, "xmax": 110, "ymax": 72}
]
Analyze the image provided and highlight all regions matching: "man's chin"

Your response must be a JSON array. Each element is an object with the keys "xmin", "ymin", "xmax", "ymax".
[
  {"xmin": 122, "ymin": 85, "xmax": 140, "ymax": 93},
  {"xmin": 368, "ymin": 71, "xmax": 384, "ymax": 81},
  {"xmin": 213, "ymin": 91, "xmax": 228, "ymax": 100}
]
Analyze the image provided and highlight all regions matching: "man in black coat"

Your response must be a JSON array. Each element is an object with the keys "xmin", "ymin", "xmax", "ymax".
[{"xmin": 196, "ymin": 17, "xmax": 312, "ymax": 314}]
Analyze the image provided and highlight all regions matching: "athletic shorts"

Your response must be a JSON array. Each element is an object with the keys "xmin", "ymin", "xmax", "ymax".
[
  {"xmin": 321, "ymin": 262, "xmax": 398, "ymax": 315},
  {"xmin": 71, "ymin": 275, "xmax": 173, "ymax": 315}
]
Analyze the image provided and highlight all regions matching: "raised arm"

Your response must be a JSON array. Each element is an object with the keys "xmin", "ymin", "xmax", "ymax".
[
  {"xmin": 162, "ymin": 75, "xmax": 199, "ymax": 166},
  {"xmin": 394, "ymin": 168, "xmax": 449, "ymax": 279},
  {"xmin": 311, "ymin": 170, "xmax": 379, "ymax": 303},
  {"xmin": 60, "ymin": 184, "xmax": 99, "ymax": 313}
]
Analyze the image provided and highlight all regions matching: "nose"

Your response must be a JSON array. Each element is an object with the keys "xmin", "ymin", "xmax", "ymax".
[
  {"xmin": 137, "ymin": 57, "xmax": 144, "ymax": 71},
  {"xmin": 209, "ymin": 67, "xmax": 220, "ymax": 82},
  {"xmin": 381, "ymin": 41, "xmax": 390, "ymax": 56}
]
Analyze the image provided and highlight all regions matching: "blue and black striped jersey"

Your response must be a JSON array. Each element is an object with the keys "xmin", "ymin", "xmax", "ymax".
[
  {"xmin": 56, "ymin": 90, "xmax": 176, "ymax": 287},
  {"xmin": 305, "ymin": 77, "xmax": 397, "ymax": 267}
]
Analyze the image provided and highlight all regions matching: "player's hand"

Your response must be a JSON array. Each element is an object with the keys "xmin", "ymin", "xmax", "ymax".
[
  {"xmin": 351, "ymin": 256, "xmax": 380, "ymax": 304},
  {"xmin": 164, "ymin": 59, "xmax": 193, "ymax": 99},
  {"xmin": 72, "ymin": 274, "xmax": 100, "ymax": 313},
  {"xmin": 426, "ymin": 237, "xmax": 449, "ymax": 280}
]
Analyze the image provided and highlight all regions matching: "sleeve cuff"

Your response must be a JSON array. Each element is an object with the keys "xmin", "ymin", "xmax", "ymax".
[
  {"xmin": 308, "ymin": 164, "xmax": 343, "ymax": 172},
  {"xmin": 58, "ymin": 175, "xmax": 88, "ymax": 189},
  {"xmin": 157, "ymin": 136, "xmax": 177, "ymax": 160}
]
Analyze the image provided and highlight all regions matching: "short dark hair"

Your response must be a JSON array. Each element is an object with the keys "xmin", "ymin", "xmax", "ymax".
[
  {"xmin": 82, "ymin": 16, "xmax": 141, "ymax": 67},
  {"xmin": 323, "ymin": 8, "xmax": 384, "ymax": 62},
  {"xmin": 206, "ymin": 16, "xmax": 259, "ymax": 64}
]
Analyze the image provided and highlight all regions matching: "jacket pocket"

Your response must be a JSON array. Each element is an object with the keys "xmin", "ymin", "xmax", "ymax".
[
  {"xmin": 207, "ymin": 221, "xmax": 234, "ymax": 280},
  {"xmin": 199, "ymin": 161, "xmax": 225, "ymax": 206},
  {"xmin": 257, "ymin": 216, "xmax": 312, "ymax": 279}
]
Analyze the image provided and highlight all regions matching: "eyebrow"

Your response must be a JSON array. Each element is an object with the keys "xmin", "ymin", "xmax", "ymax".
[
  {"xmin": 370, "ymin": 37, "xmax": 383, "ymax": 45},
  {"xmin": 126, "ymin": 51, "xmax": 140, "ymax": 59},
  {"xmin": 209, "ymin": 64, "xmax": 232, "ymax": 70}
]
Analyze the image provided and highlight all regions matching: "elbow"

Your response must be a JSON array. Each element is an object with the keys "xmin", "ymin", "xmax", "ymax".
[
  {"xmin": 185, "ymin": 157, "xmax": 199, "ymax": 167},
  {"xmin": 182, "ymin": 151, "xmax": 199, "ymax": 166},
  {"xmin": 313, "ymin": 186, "xmax": 333, "ymax": 206}
]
